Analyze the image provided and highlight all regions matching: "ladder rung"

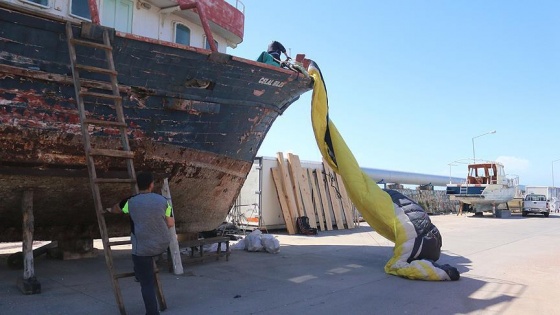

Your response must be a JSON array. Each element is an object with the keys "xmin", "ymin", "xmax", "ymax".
[
  {"xmin": 80, "ymin": 91, "xmax": 122, "ymax": 100},
  {"xmin": 115, "ymin": 272, "xmax": 136, "ymax": 279},
  {"xmin": 109, "ymin": 240, "xmax": 132, "ymax": 246},
  {"xmin": 89, "ymin": 148, "xmax": 134, "ymax": 159},
  {"xmin": 66, "ymin": 21, "xmax": 161, "ymax": 313},
  {"xmin": 70, "ymin": 38, "xmax": 113, "ymax": 51},
  {"xmin": 83, "ymin": 118, "xmax": 127, "ymax": 128},
  {"xmin": 75, "ymin": 64, "xmax": 117, "ymax": 76},
  {"xmin": 95, "ymin": 178, "xmax": 136, "ymax": 184}
]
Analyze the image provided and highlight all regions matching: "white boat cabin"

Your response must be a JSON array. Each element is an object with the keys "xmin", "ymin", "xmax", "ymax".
[{"xmin": 1, "ymin": 0, "xmax": 245, "ymax": 53}]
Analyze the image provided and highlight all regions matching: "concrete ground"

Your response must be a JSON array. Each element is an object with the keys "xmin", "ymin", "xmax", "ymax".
[{"xmin": 1, "ymin": 212, "xmax": 559, "ymax": 315}]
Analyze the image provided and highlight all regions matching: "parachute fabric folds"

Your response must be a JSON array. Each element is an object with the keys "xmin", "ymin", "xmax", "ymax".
[
  {"xmin": 309, "ymin": 73, "xmax": 395, "ymax": 242},
  {"xmin": 308, "ymin": 61, "xmax": 458, "ymax": 281}
]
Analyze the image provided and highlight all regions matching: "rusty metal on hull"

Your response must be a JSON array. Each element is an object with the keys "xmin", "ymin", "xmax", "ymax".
[
  {"xmin": 0, "ymin": 75, "xmax": 274, "ymax": 242},
  {"xmin": 0, "ymin": 125, "xmax": 251, "ymax": 242}
]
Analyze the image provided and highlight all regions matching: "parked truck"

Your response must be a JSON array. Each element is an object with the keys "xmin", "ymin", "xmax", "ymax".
[
  {"xmin": 524, "ymin": 186, "xmax": 560, "ymax": 212},
  {"xmin": 522, "ymin": 193, "xmax": 550, "ymax": 217}
]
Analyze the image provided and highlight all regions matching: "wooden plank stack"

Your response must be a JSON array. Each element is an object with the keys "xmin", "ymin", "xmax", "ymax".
[{"xmin": 271, "ymin": 152, "xmax": 358, "ymax": 234}]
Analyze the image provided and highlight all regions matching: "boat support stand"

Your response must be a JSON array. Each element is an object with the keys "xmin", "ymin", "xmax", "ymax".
[{"xmin": 16, "ymin": 189, "xmax": 41, "ymax": 295}]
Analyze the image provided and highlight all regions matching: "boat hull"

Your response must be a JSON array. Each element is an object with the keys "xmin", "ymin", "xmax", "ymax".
[
  {"xmin": 447, "ymin": 184, "xmax": 516, "ymax": 212},
  {"xmin": 0, "ymin": 4, "xmax": 313, "ymax": 242}
]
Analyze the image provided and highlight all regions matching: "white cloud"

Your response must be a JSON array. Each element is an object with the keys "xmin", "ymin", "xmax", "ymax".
[{"xmin": 495, "ymin": 156, "xmax": 530, "ymax": 175}]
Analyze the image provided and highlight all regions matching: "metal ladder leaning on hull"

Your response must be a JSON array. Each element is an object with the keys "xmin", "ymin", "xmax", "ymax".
[{"xmin": 65, "ymin": 21, "xmax": 167, "ymax": 315}]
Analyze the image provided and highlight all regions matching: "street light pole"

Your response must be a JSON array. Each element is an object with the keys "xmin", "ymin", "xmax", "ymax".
[
  {"xmin": 552, "ymin": 159, "xmax": 560, "ymax": 187},
  {"xmin": 448, "ymin": 162, "xmax": 458, "ymax": 184},
  {"xmin": 472, "ymin": 130, "xmax": 496, "ymax": 163}
]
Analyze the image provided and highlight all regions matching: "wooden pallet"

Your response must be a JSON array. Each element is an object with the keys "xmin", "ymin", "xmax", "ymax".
[{"xmin": 271, "ymin": 152, "xmax": 357, "ymax": 232}]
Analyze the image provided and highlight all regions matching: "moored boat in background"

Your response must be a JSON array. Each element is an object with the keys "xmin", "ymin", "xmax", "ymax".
[{"xmin": 446, "ymin": 159, "xmax": 519, "ymax": 214}]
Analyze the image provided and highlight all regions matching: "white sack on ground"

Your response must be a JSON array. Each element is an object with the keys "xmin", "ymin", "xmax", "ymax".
[
  {"xmin": 261, "ymin": 234, "xmax": 280, "ymax": 253},
  {"xmin": 246, "ymin": 229, "xmax": 264, "ymax": 252},
  {"xmin": 231, "ymin": 239, "xmax": 246, "ymax": 250}
]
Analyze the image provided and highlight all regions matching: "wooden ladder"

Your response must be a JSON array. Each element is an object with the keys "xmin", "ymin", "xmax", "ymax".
[{"xmin": 65, "ymin": 22, "xmax": 166, "ymax": 315}]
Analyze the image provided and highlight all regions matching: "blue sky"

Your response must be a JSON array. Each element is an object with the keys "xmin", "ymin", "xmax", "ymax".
[{"xmin": 231, "ymin": 0, "xmax": 559, "ymax": 187}]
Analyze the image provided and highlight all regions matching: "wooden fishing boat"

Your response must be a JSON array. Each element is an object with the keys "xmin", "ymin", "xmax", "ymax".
[{"xmin": 0, "ymin": 0, "xmax": 313, "ymax": 244}]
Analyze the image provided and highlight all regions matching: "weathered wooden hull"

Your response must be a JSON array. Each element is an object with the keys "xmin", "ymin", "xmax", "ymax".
[{"xmin": 0, "ymin": 4, "xmax": 313, "ymax": 242}]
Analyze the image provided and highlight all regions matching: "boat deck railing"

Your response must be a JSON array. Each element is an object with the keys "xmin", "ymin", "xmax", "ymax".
[{"xmin": 506, "ymin": 175, "xmax": 519, "ymax": 187}]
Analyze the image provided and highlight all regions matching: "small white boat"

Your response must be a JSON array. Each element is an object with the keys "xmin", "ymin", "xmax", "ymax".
[{"xmin": 446, "ymin": 159, "xmax": 519, "ymax": 214}]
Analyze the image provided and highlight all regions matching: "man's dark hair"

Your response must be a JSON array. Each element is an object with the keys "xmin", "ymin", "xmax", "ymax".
[
  {"xmin": 136, "ymin": 172, "xmax": 154, "ymax": 190},
  {"xmin": 268, "ymin": 41, "xmax": 286, "ymax": 54}
]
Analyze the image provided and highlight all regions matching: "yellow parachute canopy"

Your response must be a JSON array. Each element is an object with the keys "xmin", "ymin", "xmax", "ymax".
[{"xmin": 308, "ymin": 61, "xmax": 459, "ymax": 281}]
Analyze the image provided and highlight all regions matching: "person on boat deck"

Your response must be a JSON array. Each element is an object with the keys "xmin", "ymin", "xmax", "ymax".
[
  {"xmin": 108, "ymin": 172, "xmax": 174, "ymax": 315},
  {"xmin": 268, "ymin": 41, "xmax": 290, "ymax": 62},
  {"xmin": 256, "ymin": 40, "xmax": 290, "ymax": 67}
]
